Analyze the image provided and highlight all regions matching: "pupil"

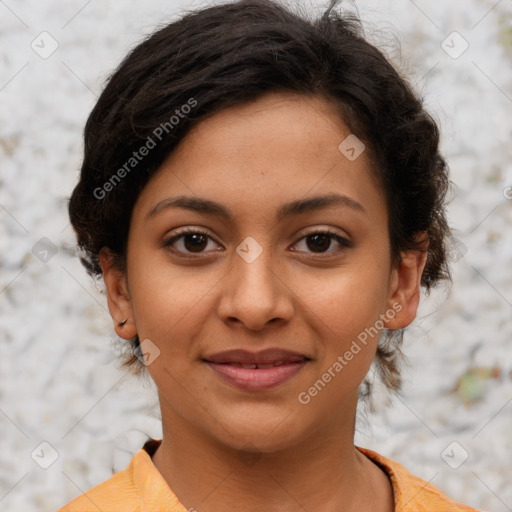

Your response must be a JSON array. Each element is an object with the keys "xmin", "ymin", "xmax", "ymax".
[
  {"xmin": 307, "ymin": 234, "xmax": 330, "ymax": 253},
  {"xmin": 185, "ymin": 234, "xmax": 207, "ymax": 252}
]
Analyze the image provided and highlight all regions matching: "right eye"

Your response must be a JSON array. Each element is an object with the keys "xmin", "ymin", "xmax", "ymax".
[{"xmin": 162, "ymin": 228, "xmax": 223, "ymax": 258}]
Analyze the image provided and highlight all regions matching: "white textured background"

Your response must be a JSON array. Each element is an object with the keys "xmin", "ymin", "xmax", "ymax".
[{"xmin": 0, "ymin": 1, "xmax": 511, "ymax": 510}]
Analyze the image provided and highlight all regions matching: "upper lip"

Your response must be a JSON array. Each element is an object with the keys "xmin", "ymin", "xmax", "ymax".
[{"xmin": 203, "ymin": 348, "xmax": 310, "ymax": 365}]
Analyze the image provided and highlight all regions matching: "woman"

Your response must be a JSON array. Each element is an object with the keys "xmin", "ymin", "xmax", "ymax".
[{"xmin": 58, "ymin": 0, "xmax": 480, "ymax": 510}]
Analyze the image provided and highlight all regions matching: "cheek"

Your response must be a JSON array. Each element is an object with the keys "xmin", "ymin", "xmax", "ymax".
[
  {"xmin": 299, "ymin": 262, "xmax": 389, "ymax": 334},
  {"xmin": 297, "ymin": 262, "xmax": 390, "ymax": 384},
  {"xmin": 126, "ymin": 244, "xmax": 212, "ymax": 338},
  {"xmin": 295, "ymin": 277, "xmax": 388, "ymax": 409}
]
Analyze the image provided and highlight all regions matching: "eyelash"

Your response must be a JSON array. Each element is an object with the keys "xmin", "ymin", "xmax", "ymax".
[{"xmin": 162, "ymin": 227, "xmax": 352, "ymax": 259}]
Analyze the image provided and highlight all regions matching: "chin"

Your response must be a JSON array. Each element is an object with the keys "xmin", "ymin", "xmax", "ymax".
[{"xmin": 205, "ymin": 407, "xmax": 311, "ymax": 454}]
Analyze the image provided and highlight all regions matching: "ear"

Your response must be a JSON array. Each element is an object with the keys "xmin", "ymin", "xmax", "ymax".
[
  {"xmin": 383, "ymin": 234, "xmax": 428, "ymax": 330},
  {"xmin": 99, "ymin": 247, "xmax": 137, "ymax": 340}
]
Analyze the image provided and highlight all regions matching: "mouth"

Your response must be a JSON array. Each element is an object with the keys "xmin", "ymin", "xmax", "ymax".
[{"xmin": 203, "ymin": 348, "xmax": 311, "ymax": 391}]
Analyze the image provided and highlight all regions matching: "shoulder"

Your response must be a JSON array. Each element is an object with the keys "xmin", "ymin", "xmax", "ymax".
[
  {"xmin": 57, "ymin": 443, "xmax": 186, "ymax": 512},
  {"xmin": 57, "ymin": 462, "xmax": 139, "ymax": 512},
  {"xmin": 356, "ymin": 446, "xmax": 482, "ymax": 512}
]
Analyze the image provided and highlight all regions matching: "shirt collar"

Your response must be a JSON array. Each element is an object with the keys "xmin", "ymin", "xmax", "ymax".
[{"xmin": 136, "ymin": 438, "xmax": 415, "ymax": 511}]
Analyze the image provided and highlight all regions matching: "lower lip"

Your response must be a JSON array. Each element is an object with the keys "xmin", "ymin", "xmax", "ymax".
[{"xmin": 205, "ymin": 361, "xmax": 308, "ymax": 391}]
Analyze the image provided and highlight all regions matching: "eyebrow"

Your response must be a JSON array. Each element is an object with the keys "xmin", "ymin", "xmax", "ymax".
[{"xmin": 145, "ymin": 193, "xmax": 367, "ymax": 222}]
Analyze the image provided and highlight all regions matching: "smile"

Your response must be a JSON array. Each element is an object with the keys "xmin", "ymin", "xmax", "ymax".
[{"xmin": 203, "ymin": 348, "xmax": 310, "ymax": 391}]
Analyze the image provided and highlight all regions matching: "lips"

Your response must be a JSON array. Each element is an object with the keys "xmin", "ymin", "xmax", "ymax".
[
  {"xmin": 203, "ymin": 348, "xmax": 310, "ymax": 391},
  {"xmin": 204, "ymin": 348, "xmax": 308, "ymax": 365}
]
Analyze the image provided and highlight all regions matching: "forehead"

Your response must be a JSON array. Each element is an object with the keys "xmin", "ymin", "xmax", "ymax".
[
  {"xmin": 134, "ymin": 91, "xmax": 386, "ymax": 226},
  {"xmin": 181, "ymin": 92, "xmax": 356, "ymax": 166}
]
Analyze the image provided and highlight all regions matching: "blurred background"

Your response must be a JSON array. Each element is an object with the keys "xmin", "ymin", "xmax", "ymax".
[{"xmin": 0, "ymin": 0, "xmax": 511, "ymax": 510}]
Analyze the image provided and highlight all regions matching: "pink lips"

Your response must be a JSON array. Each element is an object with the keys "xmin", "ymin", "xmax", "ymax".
[{"xmin": 203, "ymin": 348, "xmax": 310, "ymax": 391}]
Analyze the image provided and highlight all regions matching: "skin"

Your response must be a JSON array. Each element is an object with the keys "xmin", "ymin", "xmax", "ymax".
[{"xmin": 100, "ymin": 91, "xmax": 427, "ymax": 512}]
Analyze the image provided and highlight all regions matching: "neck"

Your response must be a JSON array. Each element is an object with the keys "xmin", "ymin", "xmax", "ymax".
[{"xmin": 151, "ymin": 399, "xmax": 393, "ymax": 512}]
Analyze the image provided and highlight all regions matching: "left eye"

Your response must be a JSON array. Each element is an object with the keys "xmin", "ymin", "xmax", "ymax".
[{"xmin": 292, "ymin": 231, "xmax": 351, "ymax": 254}]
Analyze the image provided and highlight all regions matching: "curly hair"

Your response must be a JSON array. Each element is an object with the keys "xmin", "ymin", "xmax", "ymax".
[{"xmin": 68, "ymin": 0, "xmax": 453, "ymax": 399}]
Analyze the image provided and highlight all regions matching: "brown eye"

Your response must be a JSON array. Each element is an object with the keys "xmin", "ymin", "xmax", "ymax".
[
  {"xmin": 306, "ymin": 233, "xmax": 331, "ymax": 252},
  {"xmin": 181, "ymin": 233, "xmax": 208, "ymax": 252},
  {"xmin": 163, "ymin": 229, "xmax": 222, "ymax": 257},
  {"xmin": 292, "ymin": 230, "xmax": 352, "ymax": 255}
]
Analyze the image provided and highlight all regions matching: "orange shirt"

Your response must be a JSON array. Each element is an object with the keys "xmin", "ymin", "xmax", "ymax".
[{"xmin": 58, "ymin": 439, "xmax": 481, "ymax": 511}]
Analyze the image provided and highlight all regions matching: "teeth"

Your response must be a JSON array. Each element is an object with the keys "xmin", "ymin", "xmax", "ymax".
[
  {"xmin": 242, "ymin": 361, "xmax": 287, "ymax": 369},
  {"xmin": 227, "ymin": 360, "xmax": 299, "ymax": 369}
]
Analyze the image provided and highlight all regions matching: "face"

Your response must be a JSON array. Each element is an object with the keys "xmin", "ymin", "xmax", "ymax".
[{"xmin": 101, "ymin": 91, "xmax": 425, "ymax": 453}]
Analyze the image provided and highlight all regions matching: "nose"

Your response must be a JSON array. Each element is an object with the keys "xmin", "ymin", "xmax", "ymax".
[{"xmin": 217, "ymin": 241, "xmax": 294, "ymax": 332}]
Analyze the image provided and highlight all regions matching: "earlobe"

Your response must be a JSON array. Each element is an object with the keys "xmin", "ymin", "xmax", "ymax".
[
  {"xmin": 384, "ymin": 241, "xmax": 428, "ymax": 330},
  {"xmin": 99, "ymin": 248, "xmax": 137, "ymax": 339}
]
